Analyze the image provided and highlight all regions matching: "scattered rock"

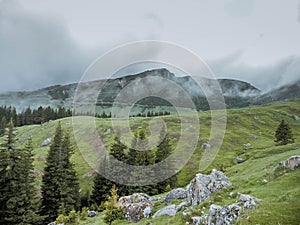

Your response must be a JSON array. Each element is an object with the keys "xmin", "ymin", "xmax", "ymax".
[
  {"xmin": 187, "ymin": 169, "xmax": 231, "ymax": 206},
  {"xmin": 254, "ymin": 116, "xmax": 259, "ymax": 120},
  {"xmin": 279, "ymin": 156, "xmax": 300, "ymax": 170},
  {"xmin": 250, "ymin": 136, "xmax": 259, "ymax": 140},
  {"xmin": 41, "ymin": 138, "xmax": 51, "ymax": 147},
  {"xmin": 208, "ymin": 203, "xmax": 241, "ymax": 225},
  {"xmin": 192, "ymin": 215, "xmax": 208, "ymax": 225},
  {"xmin": 153, "ymin": 205, "xmax": 177, "ymax": 218},
  {"xmin": 234, "ymin": 157, "xmax": 244, "ymax": 164},
  {"xmin": 164, "ymin": 188, "xmax": 187, "ymax": 203},
  {"xmin": 87, "ymin": 210, "xmax": 96, "ymax": 217},
  {"xmin": 243, "ymin": 143, "xmax": 252, "ymax": 148},
  {"xmin": 152, "ymin": 202, "xmax": 188, "ymax": 218},
  {"xmin": 238, "ymin": 193, "xmax": 259, "ymax": 209},
  {"xmin": 119, "ymin": 193, "xmax": 153, "ymax": 222},
  {"xmin": 202, "ymin": 143, "xmax": 211, "ymax": 150},
  {"xmin": 47, "ymin": 222, "xmax": 56, "ymax": 225},
  {"xmin": 293, "ymin": 115, "xmax": 300, "ymax": 121},
  {"xmin": 262, "ymin": 179, "xmax": 268, "ymax": 184}
]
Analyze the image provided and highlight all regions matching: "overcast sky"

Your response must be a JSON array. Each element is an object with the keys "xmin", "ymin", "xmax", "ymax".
[{"xmin": 1, "ymin": 0, "xmax": 300, "ymax": 92}]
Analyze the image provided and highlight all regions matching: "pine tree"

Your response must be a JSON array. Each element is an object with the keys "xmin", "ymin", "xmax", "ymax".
[
  {"xmin": 41, "ymin": 122, "xmax": 80, "ymax": 222},
  {"xmin": 155, "ymin": 129, "xmax": 177, "ymax": 193},
  {"xmin": 109, "ymin": 136, "xmax": 128, "ymax": 196},
  {"xmin": 90, "ymin": 156, "xmax": 114, "ymax": 207},
  {"xmin": 103, "ymin": 185, "xmax": 124, "ymax": 225},
  {"xmin": 129, "ymin": 130, "xmax": 157, "ymax": 195},
  {"xmin": 275, "ymin": 119, "xmax": 295, "ymax": 145},
  {"xmin": 0, "ymin": 120, "xmax": 42, "ymax": 224}
]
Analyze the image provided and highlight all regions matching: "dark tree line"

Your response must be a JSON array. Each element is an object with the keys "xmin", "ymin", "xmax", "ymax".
[{"xmin": 0, "ymin": 106, "xmax": 72, "ymax": 135}]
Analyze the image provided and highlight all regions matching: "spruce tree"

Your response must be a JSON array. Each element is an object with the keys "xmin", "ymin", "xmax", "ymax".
[
  {"xmin": 41, "ymin": 122, "xmax": 80, "ymax": 222},
  {"xmin": 0, "ymin": 120, "xmax": 42, "ymax": 225},
  {"xmin": 90, "ymin": 156, "xmax": 114, "ymax": 207},
  {"xmin": 275, "ymin": 119, "xmax": 294, "ymax": 145},
  {"xmin": 155, "ymin": 129, "xmax": 177, "ymax": 193},
  {"xmin": 109, "ymin": 136, "xmax": 128, "ymax": 196},
  {"xmin": 129, "ymin": 130, "xmax": 157, "ymax": 195}
]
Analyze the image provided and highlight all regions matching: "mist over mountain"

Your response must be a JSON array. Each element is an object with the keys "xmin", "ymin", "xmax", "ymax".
[{"xmin": 0, "ymin": 68, "xmax": 298, "ymax": 113}]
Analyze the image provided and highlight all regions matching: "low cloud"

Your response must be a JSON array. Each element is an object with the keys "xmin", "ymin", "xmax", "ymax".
[
  {"xmin": 0, "ymin": 0, "xmax": 95, "ymax": 92},
  {"xmin": 209, "ymin": 53, "xmax": 300, "ymax": 92}
]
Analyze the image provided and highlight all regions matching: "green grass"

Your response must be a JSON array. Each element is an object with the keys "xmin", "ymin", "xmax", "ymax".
[{"xmin": 8, "ymin": 98, "xmax": 300, "ymax": 224}]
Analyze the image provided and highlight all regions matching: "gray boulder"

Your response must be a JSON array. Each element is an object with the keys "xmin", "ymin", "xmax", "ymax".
[
  {"xmin": 187, "ymin": 169, "xmax": 231, "ymax": 206},
  {"xmin": 234, "ymin": 157, "xmax": 244, "ymax": 164},
  {"xmin": 208, "ymin": 203, "xmax": 241, "ymax": 225},
  {"xmin": 238, "ymin": 193, "xmax": 259, "ymax": 209},
  {"xmin": 279, "ymin": 156, "xmax": 300, "ymax": 170},
  {"xmin": 41, "ymin": 138, "xmax": 51, "ymax": 147},
  {"xmin": 87, "ymin": 210, "xmax": 96, "ymax": 217},
  {"xmin": 119, "ymin": 193, "xmax": 153, "ymax": 222},
  {"xmin": 202, "ymin": 143, "xmax": 211, "ymax": 150},
  {"xmin": 164, "ymin": 188, "xmax": 187, "ymax": 203},
  {"xmin": 293, "ymin": 115, "xmax": 300, "ymax": 121},
  {"xmin": 152, "ymin": 202, "xmax": 187, "ymax": 218},
  {"xmin": 243, "ymin": 143, "xmax": 251, "ymax": 148},
  {"xmin": 192, "ymin": 215, "xmax": 208, "ymax": 225}
]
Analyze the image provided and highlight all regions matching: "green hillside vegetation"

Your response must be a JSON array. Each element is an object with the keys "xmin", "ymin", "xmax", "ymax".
[{"xmin": 3, "ymin": 98, "xmax": 300, "ymax": 224}]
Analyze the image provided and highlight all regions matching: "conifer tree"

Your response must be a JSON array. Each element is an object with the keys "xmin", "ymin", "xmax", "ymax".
[
  {"xmin": 90, "ymin": 156, "xmax": 114, "ymax": 207},
  {"xmin": 0, "ymin": 120, "xmax": 42, "ymax": 224},
  {"xmin": 103, "ymin": 185, "xmax": 124, "ymax": 225},
  {"xmin": 155, "ymin": 128, "xmax": 177, "ymax": 193},
  {"xmin": 41, "ymin": 122, "xmax": 80, "ymax": 222},
  {"xmin": 275, "ymin": 119, "xmax": 295, "ymax": 145},
  {"xmin": 109, "ymin": 136, "xmax": 128, "ymax": 196}
]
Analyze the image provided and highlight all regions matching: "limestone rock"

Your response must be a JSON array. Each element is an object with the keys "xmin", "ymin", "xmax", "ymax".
[
  {"xmin": 243, "ymin": 143, "xmax": 251, "ymax": 148},
  {"xmin": 208, "ymin": 203, "xmax": 241, "ymax": 225},
  {"xmin": 202, "ymin": 143, "xmax": 211, "ymax": 150},
  {"xmin": 41, "ymin": 138, "xmax": 51, "ymax": 147},
  {"xmin": 238, "ymin": 194, "xmax": 259, "ymax": 209},
  {"xmin": 192, "ymin": 215, "xmax": 208, "ymax": 225},
  {"xmin": 279, "ymin": 156, "xmax": 300, "ymax": 170},
  {"xmin": 164, "ymin": 188, "xmax": 187, "ymax": 203},
  {"xmin": 234, "ymin": 157, "xmax": 244, "ymax": 164},
  {"xmin": 187, "ymin": 169, "xmax": 231, "ymax": 206},
  {"xmin": 293, "ymin": 115, "xmax": 300, "ymax": 121},
  {"xmin": 119, "ymin": 193, "xmax": 153, "ymax": 222},
  {"xmin": 152, "ymin": 202, "xmax": 187, "ymax": 218},
  {"xmin": 87, "ymin": 210, "xmax": 96, "ymax": 217}
]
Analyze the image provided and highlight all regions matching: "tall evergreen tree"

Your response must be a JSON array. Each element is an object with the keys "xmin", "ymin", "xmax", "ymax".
[
  {"xmin": 155, "ymin": 129, "xmax": 177, "ymax": 193},
  {"xmin": 90, "ymin": 156, "xmax": 114, "ymax": 207},
  {"xmin": 129, "ymin": 130, "xmax": 157, "ymax": 195},
  {"xmin": 109, "ymin": 136, "xmax": 128, "ymax": 196},
  {"xmin": 41, "ymin": 122, "xmax": 80, "ymax": 222},
  {"xmin": 0, "ymin": 120, "xmax": 42, "ymax": 224},
  {"xmin": 275, "ymin": 119, "xmax": 295, "ymax": 145}
]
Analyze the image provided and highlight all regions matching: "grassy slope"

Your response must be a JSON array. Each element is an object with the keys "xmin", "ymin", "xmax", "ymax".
[{"xmin": 11, "ymin": 98, "xmax": 300, "ymax": 224}]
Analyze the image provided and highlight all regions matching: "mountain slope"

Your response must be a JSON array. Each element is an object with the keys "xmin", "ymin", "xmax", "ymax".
[
  {"xmin": 7, "ymin": 98, "xmax": 300, "ymax": 224},
  {"xmin": 0, "ymin": 68, "xmax": 261, "ymax": 112}
]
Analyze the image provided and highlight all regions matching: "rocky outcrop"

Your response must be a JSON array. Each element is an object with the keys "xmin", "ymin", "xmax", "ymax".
[
  {"xmin": 208, "ymin": 204, "xmax": 241, "ymax": 225},
  {"xmin": 192, "ymin": 193, "xmax": 259, "ymax": 225},
  {"xmin": 187, "ymin": 169, "xmax": 231, "ymax": 206},
  {"xmin": 119, "ymin": 193, "xmax": 153, "ymax": 222},
  {"xmin": 153, "ymin": 202, "xmax": 187, "ymax": 218},
  {"xmin": 164, "ymin": 188, "xmax": 187, "ymax": 203},
  {"xmin": 279, "ymin": 156, "xmax": 300, "ymax": 170}
]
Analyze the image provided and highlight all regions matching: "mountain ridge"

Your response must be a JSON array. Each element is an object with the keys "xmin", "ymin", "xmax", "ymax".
[{"xmin": 0, "ymin": 68, "xmax": 298, "ymax": 112}]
